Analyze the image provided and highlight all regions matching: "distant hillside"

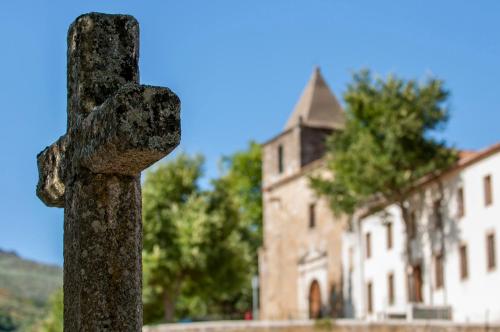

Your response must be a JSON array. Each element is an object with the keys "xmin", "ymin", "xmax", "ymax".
[{"xmin": 0, "ymin": 249, "xmax": 62, "ymax": 331}]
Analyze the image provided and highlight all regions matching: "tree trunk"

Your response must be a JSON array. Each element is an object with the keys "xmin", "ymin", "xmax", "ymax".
[
  {"xmin": 436, "ymin": 180, "xmax": 447, "ymax": 305},
  {"xmin": 399, "ymin": 203, "xmax": 414, "ymax": 303},
  {"xmin": 163, "ymin": 292, "xmax": 176, "ymax": 322}
]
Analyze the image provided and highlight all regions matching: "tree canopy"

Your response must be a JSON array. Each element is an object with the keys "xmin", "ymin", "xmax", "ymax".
[
  {"xmin": 215, "ymin": 141, "xmax": 262, "ymax": 266},
  {"xmin": 311, "ymin": 70, "xmax": 457, "ymax": 216},
  {"xmin": 208, "ymin": 141, "xmax": 262, "ymax": 316},
  {"xmin": 142, "ymin": 149, "xmax": 260, "ymax": 323}
]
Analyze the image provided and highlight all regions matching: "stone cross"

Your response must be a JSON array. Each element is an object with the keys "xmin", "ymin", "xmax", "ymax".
[{"xmin": 36, "ymin": 13, "xmax": 180, "ymax": 331}]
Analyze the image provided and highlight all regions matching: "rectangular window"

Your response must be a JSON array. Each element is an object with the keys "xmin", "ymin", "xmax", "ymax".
[
  {"xmin": 459, "ymin": 244, "xmax": 468, "ymax": 280},
  {"xmin": 387, "ymin": 273, "xmax": 395, "ymax": 305},
  {"xmin": 366, "ymin": 232, "xmax": 372, "ymax": 259},
  {"xmin": 309, "ymin": 203, "xmax": 316, "ymax": 229},
  {"xmin": 367, "ymin": 282, "xmax": 373, "ymax": 314},
  {"xmin": 348, "ymin": 247, "xmax": 354, "ymax": 272},
  {"xmin": 408, "ymin": 211, "xmax": 417, "ymax": 240},
  {"xmin": 484, "ymin": 175, "xmax": 493, "ymax": 206},
  {"xmin": 277, "ymin": 145, "xmax": 284, "ymax": 174},
  {"xmin": 386, "ymin": 222, "xmax": 393, "ymax": 250},
  {"xmin": 487, "ymin": 232, "xmax": 496, "ymax": 271},
  {"xmin": 435, "ymin": 252, "xmax": 444, "ymax": 289},
  {"xmin": 433, "ymin": 200, "xmax": 442, "ymax": 230},
  {"xmin": 411, "ymin": 264, "xmax": 424, "ymax": 303},
  {"xmin": 457, "ymin": 187, "xmax": 465, "ymax": 218}
]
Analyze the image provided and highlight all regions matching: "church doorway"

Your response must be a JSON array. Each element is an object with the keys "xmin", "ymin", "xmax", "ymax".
[
  {"xmin": 309, "ymin": 280, "xmax": 322, "ymax": 319},
  {"xmin": 412, "ymin": 264, "xmax": 423, "ymax": 302}
]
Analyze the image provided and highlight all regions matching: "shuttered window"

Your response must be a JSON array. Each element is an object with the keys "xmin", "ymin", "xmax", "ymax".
[
  {"xmin": 366, "ymin": 233, "xmax": 372, "ymax": 259},
  {"xmin": 457, "ymin": 187, "xmax": 465, "ymax": 218},
  {"xmin": 484, "ymin": 175, "xmax": 493, "ymax": 206},
  {"xmin": 459, "ymin": 244, "xmax": 468, "ymax": 280},
  {"xmin": 487, "ymin": 233, "xmax": 496, "ymax": 271},
  {"xmin": 435, "ymin": 253, "xmax": 444, "ymax": 289},
  {"xmin": 386, "ymin": 222, "xmax": 393, "ymax": 250},
  {"xmin": 408, "ymin": 211, "xmax": 417, "ymax": 240},
  {"xmin": 387, "ymin": 273, "xmax": 394, "ymax": 305},
  {"xmin": 367, "ymin": 282, "xmax": 373, "ymax": 313}
]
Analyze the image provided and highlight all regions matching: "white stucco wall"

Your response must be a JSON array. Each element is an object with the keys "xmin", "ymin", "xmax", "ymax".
[
  {"xmin": 444, "ymin": 151, "xmax": 500, "ymax": 323},
  {"xmin": 341, "ymin": 231, "xmax": 363, "ymax": 319},
  {"xmin": 342, "ymin": 148, "xmax": 500, "ymax": 323},
  {"xmin": 362, "ymin": 205, "xmax": 408, "ymax": 320}
]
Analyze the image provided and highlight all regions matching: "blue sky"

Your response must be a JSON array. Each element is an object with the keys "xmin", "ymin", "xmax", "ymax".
[{"xmin": 1, "ymin": 1, "xmax": 499, "ymax": 266}]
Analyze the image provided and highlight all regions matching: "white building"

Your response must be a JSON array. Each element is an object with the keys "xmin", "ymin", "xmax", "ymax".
[{"xmin": 342, "ymin": 143, "xmax": 500, "ymax": 323}]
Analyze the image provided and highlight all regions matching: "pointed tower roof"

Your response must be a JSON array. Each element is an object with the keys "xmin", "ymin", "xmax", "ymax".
[{"xmin": 284, "ymin": 67, "xmax": 345, "ymax": 130}]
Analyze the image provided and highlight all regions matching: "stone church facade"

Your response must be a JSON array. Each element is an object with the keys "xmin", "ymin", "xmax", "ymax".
[{"xmin": 259, "ymin": 68, "xmax": 346, "ymax": 320}]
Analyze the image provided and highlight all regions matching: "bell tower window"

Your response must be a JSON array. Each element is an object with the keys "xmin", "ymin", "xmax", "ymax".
[{"xmin": 278, "ymin": 144, "xmax": 284, "ymax": 174}]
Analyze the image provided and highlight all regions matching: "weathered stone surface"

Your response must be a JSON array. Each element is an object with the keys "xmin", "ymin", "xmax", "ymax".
[
  {"xmin": 36, "ymin": 12, "xmax": 180, "ymax": 331},
  {"xmin": 75, "ymin": 83, "xmax": 180, "ymax": 175},
  {"xmin": 36, "ymin": 136, "xmax": 67, "ymax": 207},
  {"xmin": 67, "ymin": 12, "xmax": 140, "ymax": 131},
  {"xmin": 64, "ymin": 172, "xmax": 142, "ymax": 331}
]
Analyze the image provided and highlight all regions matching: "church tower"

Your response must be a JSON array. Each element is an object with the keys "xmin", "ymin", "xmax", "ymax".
[
  {"xmin": 259, "ymin": 67, "xmax": 346, "ymax": 320},
  {"xmin": 262, "ymin": 67, "xmax": 344, "ymax": 190}
]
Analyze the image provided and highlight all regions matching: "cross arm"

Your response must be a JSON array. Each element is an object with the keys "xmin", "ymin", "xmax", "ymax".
[
  {"xmin": 74, "ymin": 83, "xmax": 181, "ymax": 176},
  {"xmin": 36, "ymin": 135, "xmax": 67, "ymax": 207}
]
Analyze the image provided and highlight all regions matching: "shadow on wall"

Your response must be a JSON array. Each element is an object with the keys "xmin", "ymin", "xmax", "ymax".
[
  {"xmin": 341, "ymin": 268, "xmax": 355, "ymax": 319},
  {"xmin": 373, "ymin": 174, "xmax": 463, "ymax": 306},
  {"xmin": 329, "ymin": 280, "xmax": 345, "ymax": 318},
  {"xmin": 411, "ymin": 176, "xmax": 463, "ymax": 305}
]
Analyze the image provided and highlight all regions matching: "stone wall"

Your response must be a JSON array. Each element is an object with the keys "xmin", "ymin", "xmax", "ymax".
[
  {"xmin": 262, "ymin": 128, "xmax": 300, "ymax": 189},
  {"xmin": 260, "ymin": 118, "xmax": 347, "ymax": 320},
  {"xmin": 144, "ymin": 320, "xmax": 500, "ymax": 332},
  {"xmin": 259, "ymin": 163, "xmax": 346, "ymax": 319}
]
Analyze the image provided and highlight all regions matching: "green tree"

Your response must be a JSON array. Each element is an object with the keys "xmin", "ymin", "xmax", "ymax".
[
  {"xmin": 311, "ymin": 70, "xmax": 457, "ymax": 299},
  {"xmin": 37, "ymin": 288, "xmax": 63, "ymax": 332},
  {"xmin": 142, "ymin": 153, "xmax": 251, "ymax": 323},
  {"xmin": 217, "ymin": 141, "xmax": 262, "ymax": 265},
  {"xmin": 209, "ymin": 141, "xmax": 262, "ymax": 315}
]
